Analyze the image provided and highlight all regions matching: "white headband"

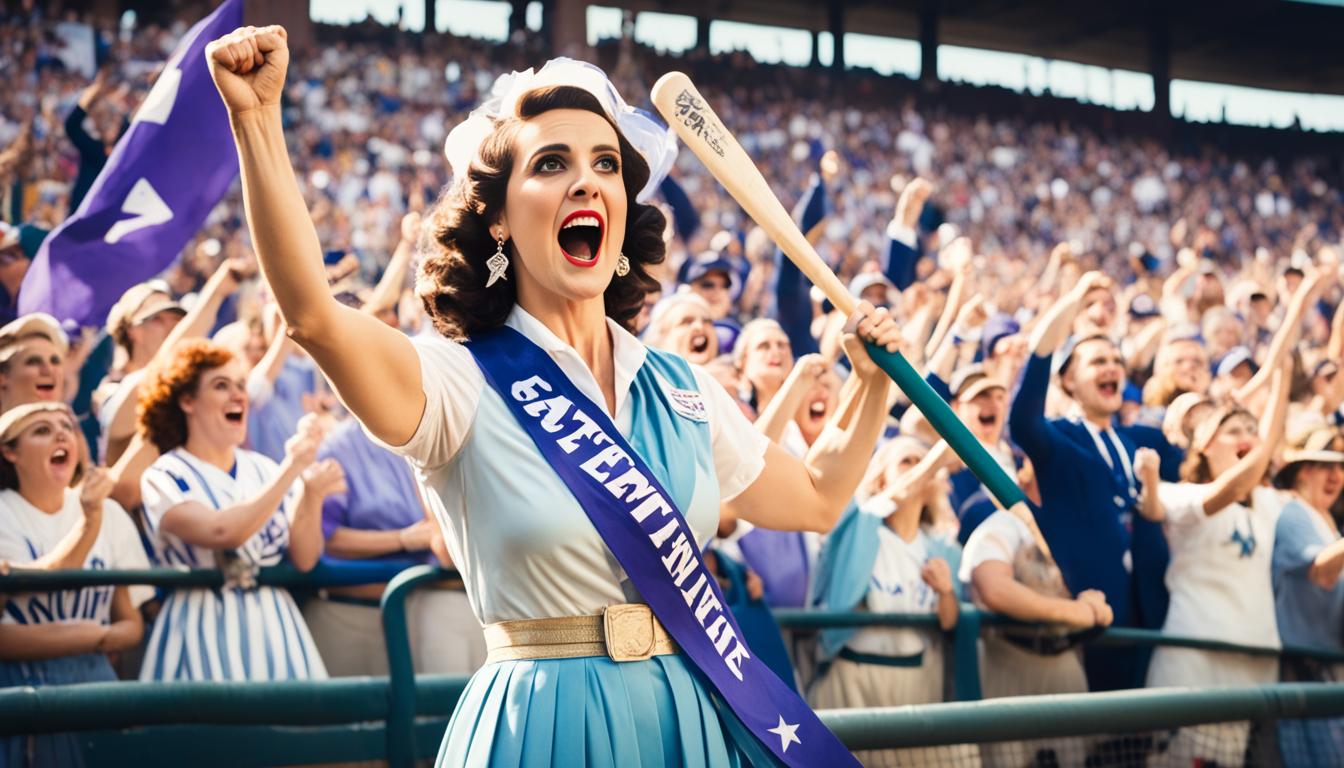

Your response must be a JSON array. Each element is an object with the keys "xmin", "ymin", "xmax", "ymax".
[{"xmin": 442, "ymin": 58, "xmax": 677, "ymax": 204}]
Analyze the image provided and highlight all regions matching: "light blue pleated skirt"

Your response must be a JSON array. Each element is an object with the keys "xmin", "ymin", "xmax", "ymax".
[{"xmin": 437, "ymin": 652, "xmax": 783, "ymax": 767}]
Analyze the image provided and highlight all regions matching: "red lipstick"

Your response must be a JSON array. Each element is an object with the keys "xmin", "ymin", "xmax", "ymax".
[{"xmin": 558, "ymin": 209, "xmax": 605, "ymax": 269}]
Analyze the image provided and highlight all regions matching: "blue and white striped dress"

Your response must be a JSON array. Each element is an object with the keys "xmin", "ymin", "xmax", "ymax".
[{"xmin": 138, "ymin": 447, "xmax": 326, "ymax": 681}]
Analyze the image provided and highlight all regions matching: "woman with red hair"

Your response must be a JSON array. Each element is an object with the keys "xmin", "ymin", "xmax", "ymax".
[{"xmin": 135, "ymin": 339, "xmax": 344, "ymax": 681}]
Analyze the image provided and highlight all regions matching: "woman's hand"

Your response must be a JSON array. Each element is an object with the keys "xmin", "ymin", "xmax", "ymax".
[
  {"xmin": 282, "ymin": 413, "xmax": 325, "ymax": 473},
  {"xmin": 921, "ymin": 557, "xmax": 954, "ymax": 596},
  {"xmin": 1133, "ymin": 447, "xmax": 1161, "ymax": 490},
  {"xmin": 1075, "ymin": 589, "xmax": 1113, "ymax": 628},
  {"xmin": 78, "ymin": 467, "xmax": 114, "ymax": 517},
  {"xmin": 846, "ymin": 299, "xmax": 903, "ymax": 355},
  {"xmin": 300, "ymin": 458, "xmax": 346, "ymax": 499},
  {"xmin": 397, "ymin": 519, "xmax": 437, "ymax": 553},
  {"xmin": 206, "ymin": 25, "xmax": 290, "ymax": 114}
]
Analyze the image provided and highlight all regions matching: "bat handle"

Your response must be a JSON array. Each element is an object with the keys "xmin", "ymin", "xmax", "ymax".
[{"xmin": 863, "ymin": 341, "xmax": 1028, "ymax": 510}]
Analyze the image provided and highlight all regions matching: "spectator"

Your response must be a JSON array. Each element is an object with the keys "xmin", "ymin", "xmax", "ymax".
[
  {"xmin": 0, "ymin": 313, "xmax": 68, "ymax": 412},
  {"xmin": 0, "ymin": 403, "xmax": 148, "ymax": 765},
  {"xmin": 0, "ymin": 222, "xmax": 45, "ymax": 324},
  {"xmin": 732, "ymin": 318, "xmax": 791, "ymax": 416},
  {"xmin": 1008, "ymin": 271, "xmax": 1184, "ymax": 691},
  {"xmin": 136, "ymin": 340, "xmax": 341, "ymax": 681},
  {"xmin": 809, "ymin": 438, "xmax": 974, "ymax": 766},
  {"xmin": 1142, "ymin": 363, "xmax": 1290, "ymax": 767},
  {"xmin": 642, "ymin": 292, "xmax": 719, "ymax": 365},
  {"xmin": 960, "ymin": 504, "xmax": 1112, "ymax": 767},
  {"xmin": 302, "ymin": 416, "xmax": 485, "ymax": 677},
  {"xmin": 1272, "ymin": 427, "xmax": 1344, "ymax": 766},
  {"xmin": 95, "ymin": 256, "xmax": 246, "ymax": 464},
  {"xmin": 63, "ymin": 69, "xmax": 129, "ymax": 214}
]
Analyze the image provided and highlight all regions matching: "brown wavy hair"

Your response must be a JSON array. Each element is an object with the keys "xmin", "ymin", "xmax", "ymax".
[
  {"xmin": 419, "ymin": 85, "xmax": 666, "ymax": 341},
  {"xmin": 137, "ymin": 339, "xmax": 235, "ymax": 453}
]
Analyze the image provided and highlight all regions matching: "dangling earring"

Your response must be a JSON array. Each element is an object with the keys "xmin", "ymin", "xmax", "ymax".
[
  {"xmin": 615, "ymin": 253, "xmax": 630, "ymax": 277},
  {"xmin": 485, "ymin": 232, "xmax": 509, "ymax": 287}
]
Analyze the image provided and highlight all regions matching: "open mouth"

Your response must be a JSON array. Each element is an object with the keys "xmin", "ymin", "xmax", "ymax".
[
  {"xmin": 1098, "ymin": 381, "xmax": 1119, "ymax": 398},
  {"xmin": 807, "ymin": 400, "xmax": 828, "ymax": 420},
  {"xmin": 50, "ymin": 448, "xmax": 70, "ymax": 467},
  {"xmin": 35, "ymin": 382, "xmax": 56, "ymax": 394},
  {"xmin": 225, "ymin": 407, "xmax": 245, "ymax": 424},
  {"xmin": 1235, "ymin": 445, "xmax": 1252, "ymax": 460},
  {"xmin": 558, "ymin": 210, "xmax": 604, "ymax": 268},
  {"xmin": 978, "ymin": 413, "xmax": 997, "ymax": 427},
  {"xmin": 689, "ymin": 332, "xmax": 710, "ymax": 355}
]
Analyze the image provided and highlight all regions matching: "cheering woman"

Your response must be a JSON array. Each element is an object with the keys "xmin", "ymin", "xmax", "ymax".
[{"xmin": 208, "ymin": 26, "xmax": 897, "ymax": 766}]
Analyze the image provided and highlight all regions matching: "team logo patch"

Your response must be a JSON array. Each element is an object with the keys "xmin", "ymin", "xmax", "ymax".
[{"xmin": 667, "ymin": 387, "xmax": 708, "ymax": 422}]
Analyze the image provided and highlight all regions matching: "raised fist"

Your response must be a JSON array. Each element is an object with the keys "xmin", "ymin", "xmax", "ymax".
[
  {"xmin": 78, "ymin": 467, "xmax": 114, "ymax": 516},
  {"xmin": 206, "ymin": 25, "xmax": 290, "ymax": 114}
]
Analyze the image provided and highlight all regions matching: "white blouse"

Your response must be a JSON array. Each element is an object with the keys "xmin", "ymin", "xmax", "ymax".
[{"xmin": 373, "ymin": 306, "xmax": 770, "ymax": 625}]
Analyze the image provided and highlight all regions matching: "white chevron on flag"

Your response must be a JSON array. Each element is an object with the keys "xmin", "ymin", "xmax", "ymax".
[
  {"xmin": 135, "ymin": 66, "xmax": 182, "ymax": 126},
  {"xmin": 104, "ymin": 179, "xmax": 173, "ymax": 245}
]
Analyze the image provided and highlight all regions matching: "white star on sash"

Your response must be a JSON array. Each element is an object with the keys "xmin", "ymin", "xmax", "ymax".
[{"xmin": 768, "ymin": 715, "xmax": 801, "ymax": 753}]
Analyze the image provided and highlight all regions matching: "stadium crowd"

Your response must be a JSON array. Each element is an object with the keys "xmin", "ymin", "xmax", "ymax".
[{"xmin": 2, "ymin": 5, "xmax": 1344, "ymax": 766}]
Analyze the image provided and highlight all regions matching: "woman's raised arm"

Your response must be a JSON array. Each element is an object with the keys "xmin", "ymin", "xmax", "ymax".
[{"xmin": 206, "ymin": 26, "xmax": 424, "ymax": 446}]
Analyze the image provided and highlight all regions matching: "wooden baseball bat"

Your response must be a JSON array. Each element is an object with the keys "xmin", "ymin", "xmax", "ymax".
[{"xmin": 651, "ymin": 71, "xmax": 1027, "ymax": 511}]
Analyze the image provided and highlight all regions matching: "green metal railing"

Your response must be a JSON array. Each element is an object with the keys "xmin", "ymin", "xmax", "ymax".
[{"xmin": 6, "ymin": 565, "xmax": 1344, "ymax": 766}]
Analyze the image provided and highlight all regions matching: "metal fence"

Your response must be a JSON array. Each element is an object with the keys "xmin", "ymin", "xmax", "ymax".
[{"xmin": 4, "ymin": 564, "xmax": 1343, "ymax": 766}]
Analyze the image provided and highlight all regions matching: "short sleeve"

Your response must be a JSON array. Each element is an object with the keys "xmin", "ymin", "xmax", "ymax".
[
  {"xmin": 100, "ymin": 499, "xmax": 154, "ymax": 607},
  {"xmin": 692, "ymin": 364, "xmax": 768, "ymax": 501},
  {"xmin": 959, "ymin": 512, "xmax": 1026, "ymax": 584},
  {"xmin": 0, "ymin": 496, "xmax": 31, "ymax": 563},
  {"xmin": 1157, "ymin": 481, "xmax": 1208, "ymax": 526},
  {"xmin": 1274, "ymin": 506, "xmax": 1324, "ymax": 581},
  {"xmin": 364, "ymin": 333, "xmax": 482, "ymax": 470},
  {"xmin": 140, "ymin": 463, "xmax": 192, "ymax": 533}
]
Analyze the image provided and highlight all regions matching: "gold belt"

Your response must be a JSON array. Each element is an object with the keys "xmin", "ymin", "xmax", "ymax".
[{"xmin": 483, "ymin": 604, "xmax": 677, "ymax": 664}]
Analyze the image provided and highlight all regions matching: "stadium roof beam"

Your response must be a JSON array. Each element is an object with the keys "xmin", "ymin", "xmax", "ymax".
[{"xmin": 603, "ymin": 0, "xmax": 1344, "ymax": 97}]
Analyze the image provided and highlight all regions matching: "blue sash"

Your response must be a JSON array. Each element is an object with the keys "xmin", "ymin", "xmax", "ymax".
[{"xmin": 467, "ymin": 326, "xmax": 857, "ymax": 767}]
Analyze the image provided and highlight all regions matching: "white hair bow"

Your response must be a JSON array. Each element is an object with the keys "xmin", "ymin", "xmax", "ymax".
[{"xmin": 442, "ymin": 58, "xmax": 677, "ymax": 204}]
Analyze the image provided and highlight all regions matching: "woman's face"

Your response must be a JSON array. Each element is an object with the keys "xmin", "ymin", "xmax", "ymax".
[
  {"xmin": 1203, "ymin": 413, "xmax": 1259, "ymax": 479},
  {"xmin": 879, "ymin": 442, "xmax": 929, "ymax": 495},
  {"xmin": 3, "ymin": 409, "xmax": 80, "ymax": 491},
  {"xmin": 1212, "ymin": 316, "xmax": 1242, "ymax": 353},
  {"xmin": 499, "ymin": 109, "xmax": 628, "ymax": 311},
  {"xmin": 659, "ymin": 301, "xmax": 718, "ymax": 365},
  {"xmin": 1165, "ymin": 340, "xmax": 1211, "ymax": 394},
  {"xmin": 690, "ymin": 269, "xmax": 733, "ymax": 319},
  {"xmin": 0, "ymin": 337, "xmax": 64, "ymax": 409},
  {"xmin": 792, "ymin": 370, "xmax": 840, "ymax": 447},
  {"xmin": 739, "ymin": 325, "xmax": 792, "ymax": 392},
  {"xmin": 957, "ymin": 387, "xmax": 1007, "ymax": 444},
  {"xmin": 179, "ymin": 358, "xmax": 250, "ymax": 450},
  {"xmin": 1296, "ymin": 462, "xmax": 1344, "ymax": 511}
]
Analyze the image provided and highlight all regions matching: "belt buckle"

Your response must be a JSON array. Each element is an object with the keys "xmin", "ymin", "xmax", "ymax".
[{"xmin": 602, "ymin": 604, "xmax": 657, "ymax": 662}]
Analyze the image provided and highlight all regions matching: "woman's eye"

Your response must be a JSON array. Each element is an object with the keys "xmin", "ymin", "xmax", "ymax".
[
  {"xmin": 596, "ymin": 156, "xmax": 619, "ymax": 172},
  {"xmin": 535, "ymin": 156, "xmax": 563, "ymax": 173}
]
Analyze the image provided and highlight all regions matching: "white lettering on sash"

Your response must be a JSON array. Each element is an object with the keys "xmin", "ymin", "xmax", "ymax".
[
  {"xmin": 604, "ymin": 467, "xmax": 654, "ymax": 503},
  {"xmin": 509, "ymin": 372, "xmax": 749, "ymax": 683},
  {"xmin": 558, "ymin": 410, "xmax": 607, "ymax": 454},
  {"xmin": 648, "ymin": 518, "xmax": 680, "ymax": 548},
  {"xmin": 680, "ymin": 572, "xmax": 707, "ymax": 607},
  {"xmin": 693, "ymin": 587, "xmax": 722, "ymax": 624},
  {"xmin": 630, "ymin": 492, "xmax": 672, "ymax": 524},
  {"xmin": 523, "ymin": 395, "xmax": 573, "ymax": 433},
  {"xmin": 580, "ymin": 444, "xmax": 629, "ymax": 482},
  {"xmin": 660, "ymin": 533, "xmax": 698, "ymax": 587},
  {"xmin": 511, "ymin": 375, "xmax": 551, "ymax": 402}
]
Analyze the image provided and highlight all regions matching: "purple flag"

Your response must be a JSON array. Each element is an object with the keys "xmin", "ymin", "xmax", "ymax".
[{"xmin": 20, "ymin": 0, "xmax": 243, "ymax": 327}]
